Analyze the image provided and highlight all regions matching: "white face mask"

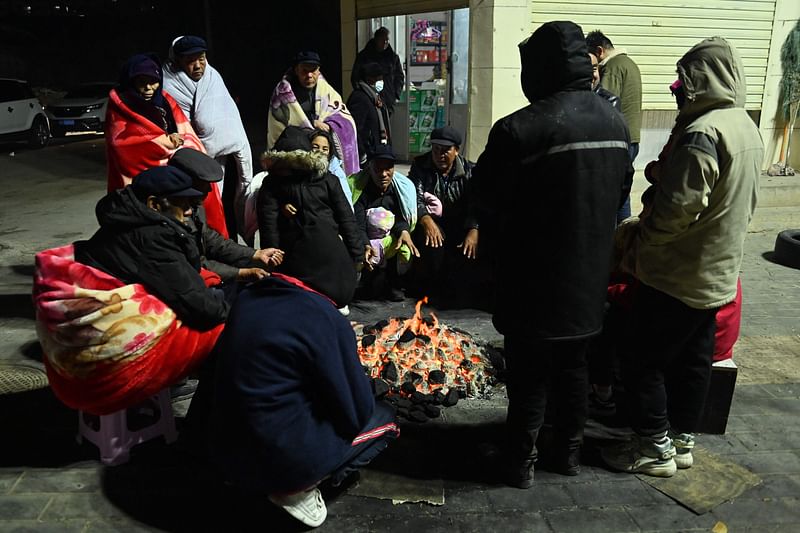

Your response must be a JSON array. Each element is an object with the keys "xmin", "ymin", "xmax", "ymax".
[{"xmin": 374, "ymin": 80, "xmax": 385, "ymax": 93}]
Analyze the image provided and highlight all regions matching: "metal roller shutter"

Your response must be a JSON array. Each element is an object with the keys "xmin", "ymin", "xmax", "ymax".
[{"xmin": 530, "ymin": 0, "xmax": 776, "ymax": 110}]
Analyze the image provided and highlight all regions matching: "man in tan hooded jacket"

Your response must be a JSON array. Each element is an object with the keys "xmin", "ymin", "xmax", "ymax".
[{"xmin": 602, "ymin": 37, "xmax": 762, "ymax": 477}]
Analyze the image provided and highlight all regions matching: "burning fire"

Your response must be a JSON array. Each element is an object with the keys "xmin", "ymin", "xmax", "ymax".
[{"xmin": 353, "ymin": 297, "xmax": 494, "ymax": 399}]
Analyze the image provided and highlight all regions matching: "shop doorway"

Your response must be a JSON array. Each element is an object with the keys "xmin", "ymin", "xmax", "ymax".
[{"xmin": 356, "ymin": 8, "xmax": 470, "ymax": 162}]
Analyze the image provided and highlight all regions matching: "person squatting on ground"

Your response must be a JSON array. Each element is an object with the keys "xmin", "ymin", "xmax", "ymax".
[
  {"xmin": 407, "ymin": 125, "xmax": 489, "ymax": 307},
  {"xmin": 207, "ymin": 274, "xmax": 399, "ymax": 528},
  {"xmin": 473, "ymin": 21, "xmax": 632, "ymax": 488},
  {"xmin": 75, "ymin": 166, "xmax": 229, "ymax": 331},
  {"xmin": 256, "ymin": 126, "xmax": 363, "ymax": 309},
  {"xmin": 163, "ymin": 35, "xmax": 254, "ymax": 238},
  {"xmin": 349, "ymin": 145, "xmax": 420, "ymax": 302},
  {"xmin": 167, "ymin": 148, "xmax": 283, "ymax": 293},
  {"xmin": 267, "ymin": 51, "xmax": 360, "ymax": 176},
  {"xmin": 601, "ymin": 37, "xmax": 762, "ymax": 477}
]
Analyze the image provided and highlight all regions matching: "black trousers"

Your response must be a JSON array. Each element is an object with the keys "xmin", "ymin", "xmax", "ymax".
[
  {"xmin": 620, "ymin": 283, "xmax": 718, "ymax": 436},
  {"xmin": 504, "ymin": 335, "xmax": 591, "ymax": 461}
]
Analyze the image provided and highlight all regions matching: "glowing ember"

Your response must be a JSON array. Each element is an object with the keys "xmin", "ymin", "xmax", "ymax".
[{"xmin": 353, "ymin": 297, "xmax": 495, "ymax": 400}]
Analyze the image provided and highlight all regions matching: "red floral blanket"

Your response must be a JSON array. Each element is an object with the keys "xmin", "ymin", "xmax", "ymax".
[
  {"xmin": 105, "ymin": 88, "xmax": 228, "ymax": 238},
  {"xmin": 34, "ymin": 244, "xmax": 223, "ymax": 415}
]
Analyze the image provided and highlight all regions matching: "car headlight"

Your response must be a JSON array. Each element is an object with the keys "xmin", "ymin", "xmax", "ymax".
[{"xmin": 83, "ymin": 103, "xmax": 103, "ymax": 112}]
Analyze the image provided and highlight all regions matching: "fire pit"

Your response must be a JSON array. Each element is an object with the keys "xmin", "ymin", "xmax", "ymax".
[{"xmin": 353, "ymin": 298, "xmax": 499, "ymax": 422}]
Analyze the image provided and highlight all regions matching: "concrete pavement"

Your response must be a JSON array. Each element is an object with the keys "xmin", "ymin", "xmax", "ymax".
[{"xmin": 1, "ymin": 137, "xmax": 799, "ymax": 532}]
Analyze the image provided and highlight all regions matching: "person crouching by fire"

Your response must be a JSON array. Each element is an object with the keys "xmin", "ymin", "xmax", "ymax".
[{"xmin": 206, "ymin": 273, "xmax": 399, "ymax": 528}]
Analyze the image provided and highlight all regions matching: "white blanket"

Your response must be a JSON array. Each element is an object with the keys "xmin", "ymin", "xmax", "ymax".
[{"xmin": 163, "ymin": 62, "xmax": 253, "ymax": 196}]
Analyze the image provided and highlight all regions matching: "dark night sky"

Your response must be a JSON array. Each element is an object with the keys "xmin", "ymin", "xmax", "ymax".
[{"xmin": 0, "ymin": 0, "xmax": 343, "ymax": 149}]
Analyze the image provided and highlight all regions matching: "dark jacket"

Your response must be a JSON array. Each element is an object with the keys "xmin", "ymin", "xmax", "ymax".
[
  {"xmin": 187, "ymin": 207, "xmax": 255, "ymax": 283},
  {"xmin": 351, "ymin": 40, "xmax": 405, "ymax": 111},
  {"xmin": 74, "ymin": 187, "xmax": 229, "ymax": 331},
  {"xmin": 409, "ymin": 153, "xmax": 478, "ymax": 231},
  {"xmin": 595, "ymin": 86, "xmax": 621, "ymax": 112},
  {"xmin": 210, "ymin": 276, "xmax": 374, "ymax": 493},
  {"xmin": 473, "ymin": 21, "xmax": 632, "ymax": 340},
  {"xmin": 347, "ymin": 83, "xmax": 392, "ymax": 162},
  {"xmin": 257, "ymin": 149, "xmax": 362, "ymax": 307}
]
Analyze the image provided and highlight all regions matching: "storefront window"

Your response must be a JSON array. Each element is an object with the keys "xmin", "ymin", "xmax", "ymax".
[{"xmin": 451, "ymin": 8, "xmax": 469, "ymax": 105}]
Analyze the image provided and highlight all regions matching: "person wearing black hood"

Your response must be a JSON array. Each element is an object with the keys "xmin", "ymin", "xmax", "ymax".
[
  {"xmin": 74, "ymin": 166, "xmax": 229, "ymax": 331},
  {"xmin": 472, "ymin": 21, "xmax": 632, "ymax": 487},
  {"xmin": 351, "ymin": 27, "xmax": 405, "ymax": 115},
  {"xmin": 347, "ymin": 61, "xmax": 392, "ymax": 163}
]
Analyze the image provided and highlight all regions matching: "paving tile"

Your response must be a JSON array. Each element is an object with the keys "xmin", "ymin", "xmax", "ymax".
[
  {"xmin": 454, "ymin": 511, "xmax": 551, "ymax": 533},
  {"xmin": 711, "ymin": 497, "xmax": 800, "ymax": 526},
  {"xmin": 84, "ymin": 517, "xmax": 167, "ymax": 532},
  {"xmin": 565, "ymin": 478, "xmax": 657, "ymax": 506},
  {"xmin": 698, "ymin": 434, "xmax": 750, "ymax": 455},
  {"xmin": 734, "ymin": 431, "xmax": 800, "ymax": 453},
  {"xmin": 363, "ymin": 513, "xmax": 474, "ymax": 532},
  {"xmin": 726, "ymin": 452, "xmax": 800, "ymax": 475},
  {"xmin": 11, "ymin": 468, "xmax": 101, "ymax": 493},
  {"xmin": 0, "ymin": 495, "xmax": 52, "ymax": 520},
  {"xmin": 326, "ymin": 494, "xmax": 421, "ymax": 518},
  {"xmin": 757, "ymin": 384, "xmax": 800, "ymax": 399},
  {"xmin": 624, "ymin": 502, "xmax": 720, "ymax": 532},
  {"xmin": 725, "ymin": 414, "xmax": 795, "ymax": 434},
  {"xmin": 0, "ymin": 519, "xmax": 88, "ymax": 532},
  {"xmin": 738, "ymin": 474, "xmax": 800, "ymax": 500},
  {"xmin": 441, "ymin": 485, "xmax": 491, "ymax": 513},
  {"xmin": 41, "ymin": 493, "xmax": 126, "ymax": 520},
  {"xmin": 544, "ymin": 506, "xmax": 638, "ymax": 532},
  {"xmin": 0, "ymin": 470, "xmax": 23, "ymax": 494},
  {"xmin": 317, "ymin": 514, "xmax": 376, "ymax": 533},
  {"xmin": 486, "ymin": 484, "xmax": 574, "ymax": 512}
]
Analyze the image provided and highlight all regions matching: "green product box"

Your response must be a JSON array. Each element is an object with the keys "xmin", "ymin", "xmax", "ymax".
[
  {"xmin": 408, "ymin": 91, "xmax": 422, "ymax": 111},
  {"xmin": 419, "ymin": 90, "xmax": 437, "ymax": 111},
  {"xmin": 409, "ymin": 132, "xmax": 430, "ymax": 153}
]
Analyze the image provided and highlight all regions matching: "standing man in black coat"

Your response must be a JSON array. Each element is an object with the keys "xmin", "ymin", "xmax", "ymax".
[
  {"xmin": 473, "ymin": 20, "xmax": 632, "ymax": 488},
  {"xmin": 351, "ymin": 27, "xmax": 405, "ymax": 115},
  {"xmin": 348, "ymin": 62, "xmax": 392, "ymax": 164}
]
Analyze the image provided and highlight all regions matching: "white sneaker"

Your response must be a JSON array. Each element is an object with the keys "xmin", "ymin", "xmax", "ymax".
[
  {"xmin": 269, "ymin": 487, "xmax": 327, "ymax": 527},
  {"xmin": 338, "ymin": 305, "xmax": 350, "ymax": 316},
  {"xmin": 670, "ymin": 432, "xmax": 695, "ymax": 469},
  {"xmin": 601, "ymin": 434, "xmax": 677, "ymax": 478}
]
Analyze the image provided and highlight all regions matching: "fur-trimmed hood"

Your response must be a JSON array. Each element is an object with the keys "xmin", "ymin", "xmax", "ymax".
[{"xmin": 260, "ymin": 149, "xmax": 329, "ymax": 181}]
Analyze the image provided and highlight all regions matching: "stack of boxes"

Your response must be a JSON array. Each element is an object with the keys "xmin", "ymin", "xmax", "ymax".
[{"xmin": 408, "ymin": 88, "xmax": 445, "ymax": 153}]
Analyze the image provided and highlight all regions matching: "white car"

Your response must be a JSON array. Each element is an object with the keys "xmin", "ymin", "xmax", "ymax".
[
  {"xmin": 0, "ymin": 78, "xmax": 50, "ymax": 148},
  {"xmin": 46, "ymin": 82, "xmax": 114, "ymax": 137}
]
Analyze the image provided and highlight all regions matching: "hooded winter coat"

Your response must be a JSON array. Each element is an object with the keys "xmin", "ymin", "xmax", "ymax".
[
  {"xmin": 635, "ymin": 37, "xmax": 762, "ymax": 309},
  {"xmin": 74, "ymin": 187, "xmax": 229, "ymax": 331},
  {"xmin": 473, "ymin": 21, "xmax": 632, "ymax": 340},
  {"xmin": 257, "ymin": 148, "xmax": 363, "ymax": 307},
  {"xmin": 351, "ymin": 39, "xmax": 405, "ymax": 111}
]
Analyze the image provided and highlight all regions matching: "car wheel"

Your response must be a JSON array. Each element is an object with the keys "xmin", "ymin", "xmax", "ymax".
[
  {"xmin": 28, "ymin": 116, "xmax": 50, "ymax": 148},
  {"xmin": 773, "ymin": 229, "xmax": 800, "ymax": 269}
]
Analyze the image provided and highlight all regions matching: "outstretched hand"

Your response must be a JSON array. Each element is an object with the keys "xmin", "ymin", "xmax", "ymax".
[
  {"xmin": 457, "ymin": 228, "xmax": 479, "ymax": 259},
  {"xmin": 253, "ymin": 248, "xmax": 284, "ymax": 267},
  {"xmin": 396, "ymin": 230, "xmax": 420, "ymax": 258}
]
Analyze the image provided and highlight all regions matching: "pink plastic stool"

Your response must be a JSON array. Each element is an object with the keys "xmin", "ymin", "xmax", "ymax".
[{"xmin": 76, "ymin": 388, "xmax": 178, "ymax": 465}]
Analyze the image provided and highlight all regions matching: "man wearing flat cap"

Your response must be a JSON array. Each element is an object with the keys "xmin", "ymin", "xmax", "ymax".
[
  {"xmin": 408, "ymin": 126, "xmax": 485, "ymax": 306},
  {"xmin": 168, "ymin": 148, "xmax": 283, "ymax": 287},
  {"xmin": 267, "ymin": 51, "xmax": 360, "ymax": 177},
  {"xmin": 163, "ymin": 35, "xmax": 254, "ymax": 241},
  {"xmin": 74, "ymin": 166, "xmax": 229, "ymax": 331}
]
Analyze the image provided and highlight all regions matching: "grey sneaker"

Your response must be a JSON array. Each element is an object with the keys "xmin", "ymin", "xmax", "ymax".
[
  {"xmin": 601, "ymin": 434, "xmax": 677, "ymax": 477},
  {"xmin": 670, "ymin": 432, "xmax": 695, "ymax": 469}
]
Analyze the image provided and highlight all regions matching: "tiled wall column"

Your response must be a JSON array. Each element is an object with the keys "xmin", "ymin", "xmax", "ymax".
[{"xmin": 466, "ymin": 0, "xmax": 531, "ymax": 159}]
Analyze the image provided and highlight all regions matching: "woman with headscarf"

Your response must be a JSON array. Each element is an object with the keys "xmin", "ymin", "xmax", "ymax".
[
  {"xmin": 267, "ymin": 51, "xmax": 360, "ymax": 176},
  {"xmin": 105, "ymin": 53, "xmax": 228, "ymax": 237}
]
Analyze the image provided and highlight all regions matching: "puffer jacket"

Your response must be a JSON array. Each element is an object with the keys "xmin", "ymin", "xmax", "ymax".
[
  {"xmin": 74, "ymin": 187, "xmax": 229, "ymax": 331},
  {"xmin": 635, "ymin": 37, "xmax": 762, "ymax": 309},
  {"xmin": 256, "ymin": 149, "xmax": 363, "ymax": 307},
  {"xmin": 473, "ymin": 20, "xmax": 632, "ymax": 340}
]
